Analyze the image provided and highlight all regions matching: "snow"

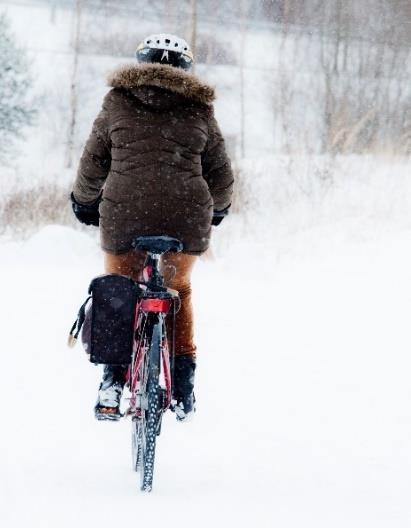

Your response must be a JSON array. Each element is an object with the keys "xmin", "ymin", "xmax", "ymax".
[
  {"xmin": 1, "ymin": 217, "xmax": 411, "ymax": 527},
  {"xmin": 1, "ymin": 1, "xmax": 411, "ymax": 526}
]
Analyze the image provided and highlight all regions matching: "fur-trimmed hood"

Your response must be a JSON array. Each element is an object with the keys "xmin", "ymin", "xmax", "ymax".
[{"xmin": 107, "ymin": 63, "xmax": 215, "ymax": 106}]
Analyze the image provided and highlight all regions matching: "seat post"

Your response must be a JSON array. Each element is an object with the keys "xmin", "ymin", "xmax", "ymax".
[{"xmin": 146, "ymin": 252, "xmax": 163, "ymax": 287}]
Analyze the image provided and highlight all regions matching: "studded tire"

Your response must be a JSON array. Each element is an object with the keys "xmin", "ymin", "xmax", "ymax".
[
  {"xmin": 140, "ymin": 380, "xmax": 161, "ymax": 492},
  {"xmin": 139, "ymin": 319, "xmax": 163, "ymax": 492}
]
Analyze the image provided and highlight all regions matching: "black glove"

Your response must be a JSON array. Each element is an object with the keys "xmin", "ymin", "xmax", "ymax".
[
  {"xmin": 212, "ymin": 205, "xmax": 230, "ymax": 226},
  {"xmin": 70, "ymin": 192, "xmax": 101, "ymax": 227}
]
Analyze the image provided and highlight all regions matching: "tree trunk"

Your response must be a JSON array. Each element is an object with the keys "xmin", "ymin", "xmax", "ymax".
[
  {"xmin": 66, "ymin": 0, "xmax": 81, "ymax": 169},
  {"xmin": 190, "ymin": 0, "xmax": 197, "ymax": 71},
  {"xmin": 239, "ymin": 0, "xmax": 247, "ymax": 158}
]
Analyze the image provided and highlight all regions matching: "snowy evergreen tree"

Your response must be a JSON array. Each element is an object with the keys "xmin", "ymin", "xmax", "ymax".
[{"xmin": 0, "ymin": 13, "xmax": 35, "ymax": 161}]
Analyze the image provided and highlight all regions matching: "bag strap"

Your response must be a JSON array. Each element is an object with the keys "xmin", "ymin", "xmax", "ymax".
[{"xmin": 67, "ymin": 295, "xmax": 92, "ymax": 348}]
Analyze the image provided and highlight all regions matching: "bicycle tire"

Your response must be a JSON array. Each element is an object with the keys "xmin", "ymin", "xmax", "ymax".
[
  {"xmin": 140, "ymin": 379, "xmax": 161, "ymax": 491},
  {"xmin": 137, "ymin": 316, "xmax": 163, "ymax": 492}
]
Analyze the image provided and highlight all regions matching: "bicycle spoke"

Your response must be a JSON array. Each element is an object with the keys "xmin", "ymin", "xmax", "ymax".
[{"xmin": 131, "ymin": 417, "xmax": 142, "ymax": 472}]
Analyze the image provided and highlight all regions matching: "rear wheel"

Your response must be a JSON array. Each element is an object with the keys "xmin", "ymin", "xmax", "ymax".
[
  {"xmin": 133, "ymin": 316, "xmax": 164, "ymax": 492},
  {"xmin": 140, "ymin": 381, "xmax": 162, "ymax": 491}
]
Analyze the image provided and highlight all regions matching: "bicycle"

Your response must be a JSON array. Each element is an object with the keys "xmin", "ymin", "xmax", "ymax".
[
  {"xmin": 68, "ymin": 234, "xmax": 184, "ymax": 491},
  {"xmin": 125, "ymin": 235, "xmax": 183, "ymax": 492}
]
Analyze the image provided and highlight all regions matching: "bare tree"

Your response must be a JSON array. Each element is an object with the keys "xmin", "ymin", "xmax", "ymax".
[
  {"xmin": 190, "ymin": 0, "xmax": 198, "ymax": 70},
  {"xmin": 66, "ymin": 0, "xmax": 82, "ymax": 169},
  {"xmin": 239, "ymin": 0, "xmax": 247, "ymax": 158}
]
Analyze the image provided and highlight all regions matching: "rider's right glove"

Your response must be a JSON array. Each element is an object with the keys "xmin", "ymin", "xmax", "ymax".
[
  {"xmin": 211, "ymin": 204, "xmax": 231, "ymax": 226},
  {"xmin": 70, "ymin": 192, "xmax": 101, "ymax": 227}
]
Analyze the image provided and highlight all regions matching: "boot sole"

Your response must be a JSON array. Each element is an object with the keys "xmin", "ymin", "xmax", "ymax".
[{"xmin": 94, "ymin": 405, "xmax": 122, "ymax": 422}]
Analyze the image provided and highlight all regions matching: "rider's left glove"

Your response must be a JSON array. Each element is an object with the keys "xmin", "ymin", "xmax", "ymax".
[
  {"xmin": 70, "ymin": 192, "xmax": 101, "ymax": 227},
  {"xmin": 211, "ymin": 204, "xmax": 231, "ymax": 226}
]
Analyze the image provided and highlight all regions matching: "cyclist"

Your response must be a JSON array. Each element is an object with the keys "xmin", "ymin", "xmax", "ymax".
[{"xmin": 70, "ymin": 34, "xmax": 234, "ymax": 421}]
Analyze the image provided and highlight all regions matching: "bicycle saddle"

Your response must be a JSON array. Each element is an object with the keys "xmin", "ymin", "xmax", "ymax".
[{"xmin": 132, "ymin": 235, "xmax": 184, "ymax": 254}]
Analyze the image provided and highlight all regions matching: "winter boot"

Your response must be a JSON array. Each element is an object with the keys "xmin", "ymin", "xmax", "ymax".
[
  {"xmin": 172, "ymin": 355, "xmax": 196, "ymax": 421},
  {"xmin": 94, "ymin": 364, "xmax": 128, "ymax": 421}
]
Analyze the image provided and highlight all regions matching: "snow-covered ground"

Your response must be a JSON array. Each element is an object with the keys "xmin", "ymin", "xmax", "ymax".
[
  {"xmin": 1, "ymin": 1, "xmax": 411, "ymax": 526},
  {"xmin": 1, "ymin": 216, "xmax": 411, "ymax": 527}
]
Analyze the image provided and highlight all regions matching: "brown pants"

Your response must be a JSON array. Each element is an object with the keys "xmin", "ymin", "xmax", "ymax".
[{"xmin": 105, "ymin": 251, "xmax": 197, "ymax": 357}]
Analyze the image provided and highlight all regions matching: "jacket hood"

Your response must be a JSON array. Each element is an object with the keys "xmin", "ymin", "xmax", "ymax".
[{"xmin": 107, "ymin": 63, "xmax": 215, "ymax": 106}]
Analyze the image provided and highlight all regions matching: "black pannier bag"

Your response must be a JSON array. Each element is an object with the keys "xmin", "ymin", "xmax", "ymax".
[{"xmin": 68, "ymin": 274, "xmax": 141, "ymax": 365}]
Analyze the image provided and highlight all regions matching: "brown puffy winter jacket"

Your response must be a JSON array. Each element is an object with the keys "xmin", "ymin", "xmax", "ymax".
[{"xmin": 72, "ymin": 63, "xmax": 234, "ymax": 255}]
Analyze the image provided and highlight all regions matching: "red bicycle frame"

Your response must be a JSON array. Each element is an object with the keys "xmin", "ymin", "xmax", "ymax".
[{"xmin": 127, "ymin": 261, "xmax": 175, "ymax": 418}]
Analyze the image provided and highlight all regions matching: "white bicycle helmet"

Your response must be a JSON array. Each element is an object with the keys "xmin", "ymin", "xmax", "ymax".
[{"xmin": 136, "ymin": 33, "xmax": 194, "ymax": 71}]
